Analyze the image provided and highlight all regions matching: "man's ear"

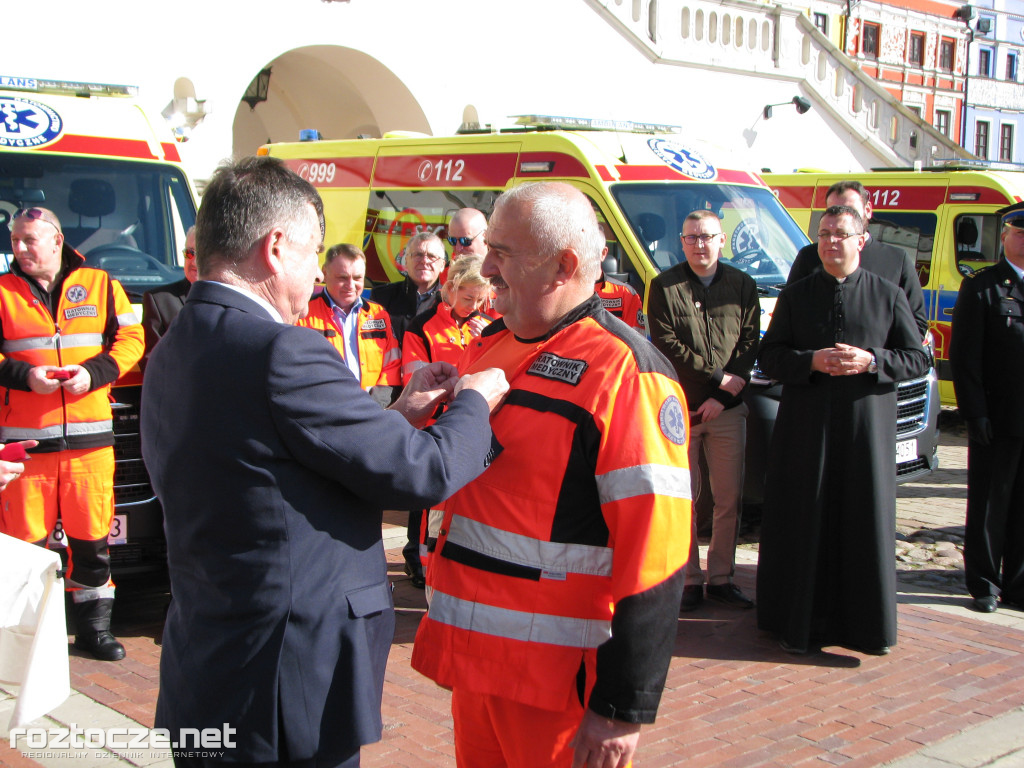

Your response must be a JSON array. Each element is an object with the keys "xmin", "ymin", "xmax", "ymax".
[
  {"xmin": 553, "ymin": 247, "xmax": 580, "ymax": 285},
  {"xmin": 261, "ymin": 228, "xmax": 288, "ymax": 276}
]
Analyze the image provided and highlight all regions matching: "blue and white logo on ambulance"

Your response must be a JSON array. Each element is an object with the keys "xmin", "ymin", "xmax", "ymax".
[
  {"xmin": 647, "ymin": 138, "xmax": 717, "ymax": 180},
  {"xmin": 730, "ymin": 219, "xmax": 765, "ymax": 260},
  {"xmin": 659, "ymin": 395, "xmax": 687, "ymax": 446},
  {"xmin": 0, "ymin": 97, "xmax": 63, "ymax": 148}
]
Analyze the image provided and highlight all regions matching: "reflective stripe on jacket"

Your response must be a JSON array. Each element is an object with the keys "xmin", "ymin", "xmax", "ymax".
[
  {"xmin": 412, "ymin": 294, "xmax": 691, "ymax": 722},
  {"xmin": 0, "ymin": 264, "xmax": 143, "ymax": 448},
  {"xmin": 300, "ymin": 294, "xmax": 401, "ymax": 390},
  {"xmin": 401, "ymin": 301, "xmax": 493, "ymax": 384}
]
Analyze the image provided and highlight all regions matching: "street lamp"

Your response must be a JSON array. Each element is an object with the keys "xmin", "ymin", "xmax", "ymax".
[{"xmin": 762, "ymin": 96, "xmax": 812, "ymax": 120}]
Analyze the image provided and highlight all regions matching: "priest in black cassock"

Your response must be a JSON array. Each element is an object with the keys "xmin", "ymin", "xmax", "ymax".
[{"xmin": 756, "ymin": 204, "xmax": 931, "ymax": 656}]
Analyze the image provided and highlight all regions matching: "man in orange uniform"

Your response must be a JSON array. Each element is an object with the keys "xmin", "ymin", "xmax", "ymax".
[
  {"xmin": 412, "ymin": 183, "xmax": 691, "ymax": 768},
  {"xmin": 595, "ymin": 272, "xmax": 644, "ymax": 332},
  {"xmin": 0, "ymin": 207, "xmax": 144, "ymax": 662},
  {"xmin": 299, "ymin": 243, "xmax": 402, "ymax": 407}
]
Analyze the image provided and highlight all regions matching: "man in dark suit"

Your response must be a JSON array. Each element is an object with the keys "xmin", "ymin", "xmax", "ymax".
[
  {"xmin": 950, "ymin": 201, "xmax": 1024, "ymax": 614},
  {"xmin": 140, "ymin": 156, "xmax": 507, "ymax": 768},
  {"xmin": 140, "ymin": 226, "xmax": 197, "ymax": 370},
  {"xmin": 787, "ymin": 180, "xmax": 928, "ymax": 338}
]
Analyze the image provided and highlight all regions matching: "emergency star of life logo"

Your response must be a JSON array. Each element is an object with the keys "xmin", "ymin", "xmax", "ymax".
[
  {"xmin": 647, "ymin": 138, "xmax": 716, "ymax": 180},
  {"xmin": 527, "ymin": 352, "xmax": 588, "ymax": 385},
  {"xmin": 0, "ymin": 97, "xmax": 63, "ymax": 148},
  {"xmin": 659, "ymin": 396, "xmax": 687, "ymax": 445},
  {"xmin": 65, "ymin": 285, "xmax": 88, "ymax": 303}
]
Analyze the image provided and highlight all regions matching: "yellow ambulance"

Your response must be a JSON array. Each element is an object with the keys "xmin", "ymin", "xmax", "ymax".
[
  {"xmin": 262, "ymin": 115, "xmax": 938, "ymax": 495},
  {"xmin": 0, "ymin": 75, "xmax": 199, "ymax": 571},
  {"xmin": 765, "ymin": 166, "xmax": 1024, "ymax": 409}
]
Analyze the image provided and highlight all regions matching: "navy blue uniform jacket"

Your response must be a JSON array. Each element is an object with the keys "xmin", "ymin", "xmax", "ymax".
[{"xmin": 140, "ymin": 280, "xmax": 494, "ymax": 763}]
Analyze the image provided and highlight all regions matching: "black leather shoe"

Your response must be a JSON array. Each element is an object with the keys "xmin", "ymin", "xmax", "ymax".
[
  {"xmin": 679, "ymin": 585, "xmax": 704, "ymax": 612},
  {"xmin": 1000, "ymin": 596, "xmax": 1024, "ymax": 611},
  {"xmin": 706, "ymin": 583, "xmax": 754, "ymax": 609},
  {"xmin": 778, "ymin": 638, "xmax": 808, "ymax": 654},
  {"xmin": 848, "ymin": 644, "xmax": 890, "ymax": 656},
  {"xmin": 404, "ymin": 562, "xmax": 426, "ymax": 589},
  {"xmin": 973, "ymin": 596, "xmax": 998, "ymax": 613},
  {"xmin": 74, "ymin": 631, "xmax": 126, "ymax": 662}
]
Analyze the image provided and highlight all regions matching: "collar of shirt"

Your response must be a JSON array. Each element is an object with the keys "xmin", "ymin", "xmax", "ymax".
[
  {"xmin": 212, "ymin": 281, "xmax": 285, "ymax": 323},
  {"xmin": 324, "ymin": 288, "xmax": 363, "ymax": 321},
  {"xmin": 1006, "ymin": 258, "xmax": 1024, "ymax": 284}
]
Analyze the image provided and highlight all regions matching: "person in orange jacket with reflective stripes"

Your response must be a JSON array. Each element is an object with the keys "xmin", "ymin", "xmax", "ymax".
[
  {"xmin": 412, "ymin": 183, "xmax": 691, "ymax": 768},
  {"xmin": 0, "ymin": 207, "xmax": 144, "ymax": 662},
  {"xmin": 401, "ymin": 254, "xmax": 494, "ymax": 384},
  {"xmin": 595, "ymin": 272, "xmax": 645, "ymax": 333},
  {"xmin": 299, "ymin": 243, "xmax": 402, "ymax": 407}
]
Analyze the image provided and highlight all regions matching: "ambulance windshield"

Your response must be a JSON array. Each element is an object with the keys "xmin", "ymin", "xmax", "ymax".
[
  {"xmin": 612, "ymin": 183, "xmax": 809, "ymax": 294},
  {"xmin": 0, "ymin": 154, "xmax": 196, "ymax": 300}
]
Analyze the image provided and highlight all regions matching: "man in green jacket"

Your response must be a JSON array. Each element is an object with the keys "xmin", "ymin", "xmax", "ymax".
[{"xmin": 648, "ymin": 209, "xmax": 760, "ymax": 612}]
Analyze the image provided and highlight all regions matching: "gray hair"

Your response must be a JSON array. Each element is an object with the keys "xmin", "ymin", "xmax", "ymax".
[
  {"xmin": 195, "ymin": 156, "xmax": 325, "ymax": 274},
  {"xmin": 495, "ymin": 182, "xmax": 604, "ymax": 282}
]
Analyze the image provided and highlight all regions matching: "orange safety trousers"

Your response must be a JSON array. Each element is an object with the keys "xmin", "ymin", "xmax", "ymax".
[
  {"xmin": 452, "ymin": 688, "xmax": 633, "ymax": 768},
  {"xmin": 0, "ymin": 447, "xmax": 115, "ymax": 590}
]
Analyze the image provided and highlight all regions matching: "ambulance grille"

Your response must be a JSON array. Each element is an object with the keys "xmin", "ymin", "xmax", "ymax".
[
  {"xmin": 112, "ymin": 401, "xmax": 155, "ymax": 504},
  {"xmin": 896, "ymin": 377, "xmax": 929, "ymax": 438}
]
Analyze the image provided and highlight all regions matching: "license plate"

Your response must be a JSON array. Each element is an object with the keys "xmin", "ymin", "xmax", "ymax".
[
  {"xmin": 46, "ymin": 514, "xmax": 128, "ymax": 547},
  {"xmin": 896, "ymin": 438, "xmax": 918, "ymax": 464}
]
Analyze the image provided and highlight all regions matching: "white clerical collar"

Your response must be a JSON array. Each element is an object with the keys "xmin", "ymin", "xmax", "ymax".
[{"xmin": 212, "ymin": 281, "xmax": 286, "ymax": 323}]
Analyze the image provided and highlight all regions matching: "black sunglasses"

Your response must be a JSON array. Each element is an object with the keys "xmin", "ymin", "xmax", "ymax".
[{"xmin": 447, "ymin": 230, "xmax": 483, "ymax": 248}]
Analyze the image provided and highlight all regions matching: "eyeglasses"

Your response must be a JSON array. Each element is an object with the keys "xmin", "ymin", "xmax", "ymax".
[
  {"xmin": 816, "ymin": 231, "xmax": 862, "ymax": 242},
  {"xmin": 182, "ymin": 247, "xmax": 196, "ymax": 259},
  {"xmin": 407, "ymin": 250, "xmax": 445, "ymax": 264},
  {"xmin": 447, "ymin": 230, "xmax": 484, "ymax": 248},
  {"xmin": 13, "ymin": 208, "xmax": 59, "ymax": 232},
  {"xmin": 681, "ymin": 233, "xmax": 723, "ymax": 245}
]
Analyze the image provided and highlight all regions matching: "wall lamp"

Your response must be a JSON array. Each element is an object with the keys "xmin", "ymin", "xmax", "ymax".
[
  {"xmin": 763, "ymin": 96, "xmax": 812, "ymax": 120},
  {"xmin": 242, "ymin": 68, "xmax": 272, "ymax": 111}
]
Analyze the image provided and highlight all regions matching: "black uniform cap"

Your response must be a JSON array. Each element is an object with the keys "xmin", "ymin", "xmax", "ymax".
[{"xmin": 997, "ymin": 200, "xmax": 1024, "ymax": 229}]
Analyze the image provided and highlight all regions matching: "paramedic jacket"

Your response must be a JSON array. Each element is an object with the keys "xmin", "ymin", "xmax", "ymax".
[
  {"xmin": 412, "ymin": 294, "xmax": 691, "ymax": 723},
  {"xmin": 300, "ymin": 292, "xmax": 401, "ymax": 391},
  {"xmin": 0, "ymin": 247, "xmax": 143, "ymax": 452}
]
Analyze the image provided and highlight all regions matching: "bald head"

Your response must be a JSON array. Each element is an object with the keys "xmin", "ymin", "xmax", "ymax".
[{"xmin": 448, "ymin": 208, "xmax": 488, "ymax": 259}]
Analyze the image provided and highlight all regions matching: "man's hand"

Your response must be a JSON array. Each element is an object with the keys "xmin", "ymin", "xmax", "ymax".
[
  {"xmin": 718, "ymin": 372, "xmax": 745, "ymax": 397},
  {"xmin": 811, "ymin": 344, "xmax": 873, "ymax": 376},
  {"xmin": 390, "ymin": 361, "xmax": 460, "ymax": 428},
  {"xmin": 696, "ymin": 397, "xmax": 725, "ymax": 423},
  {"xmin": 60, "ymin": 365, "xmax": 91, "ymax": 397},
  {"xmin": 28, "ymin": 366, "xmax": 63, "ymax": 395},
  {"xmin": 966, "ymin": 417, "xmax": 993, "ymax": 447},
  {"xmin": 453, "ymin": 368, "xmax": 509, "ymax": 413},
  {"xmin": 571, "ymin": 710, "xmax": 641, "ymax": 768}
]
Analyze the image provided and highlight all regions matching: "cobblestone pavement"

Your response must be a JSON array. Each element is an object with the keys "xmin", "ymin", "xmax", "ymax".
[{"xmin": 5, "ymin": 410, "xmax": 1024, "ymax": 768}]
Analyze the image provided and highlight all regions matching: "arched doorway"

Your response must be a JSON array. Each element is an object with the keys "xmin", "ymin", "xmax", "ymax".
[{"xmin": 232, "ymin": 45, "xmax": 428, "ymax": 156}]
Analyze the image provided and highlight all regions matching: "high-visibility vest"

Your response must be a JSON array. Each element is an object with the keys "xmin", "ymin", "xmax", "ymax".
[
  {"xmin": 300, "ymin": 294, "xmax": 401, "ymax": 390},
  {"xmin": 401, "ymin": 301, "xmax": 493, "ymax": 384},
  {"xmin": 596, "ymin": 275, "xmax": 645, "ymax": 331},
  {"xmin": 0, "ymin": 262, "xmax": 143, "ymax": 449},
  {"xmin": 412, "ymin": 295, "xmax": 691, "ymax": 717}
]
